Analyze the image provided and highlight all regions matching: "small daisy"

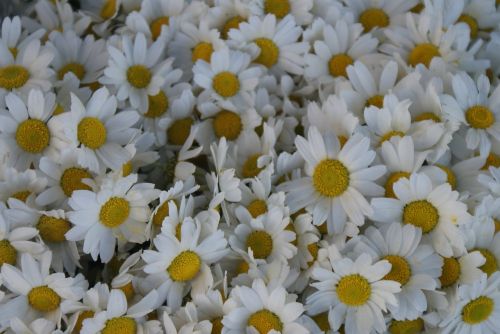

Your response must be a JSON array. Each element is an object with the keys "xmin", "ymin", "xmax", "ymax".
[
  {"xmin": 463, "ymin": 217, "xmax": 500, "ymax": 277},
  {"xmin": 29, "ymin": 0, "xmax": 91, "ymax": 36},
  {"xmin": 0, "ymin": 167, "xmax": 47, "ymax": 205},
  {"xmin": 0, "ymin": 16, "xmax": 45, "ymax": 58},
  {"xmin": 208, "ymin": 0, "xmax": 252, "ymax": 40},
  {"xmin": 234, "ymin": 126, "xmax": 276, "ymax": 180}
]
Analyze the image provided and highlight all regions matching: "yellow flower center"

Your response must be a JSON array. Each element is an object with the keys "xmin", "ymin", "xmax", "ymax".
[
  {"xmin": 247, "ymin": 309, "xmax": 283, "ymax": 334},
  {"xmin": 389, "ymin": 318, "xmax": 424, "ymax": 334},
  {"xmin": 236, "ymin": 260, "xmax": 250, "ymax": 274},
  {"xmin": 312, "ymin": 312, "xmax": 330, "ymax": 331},
  {"xmin": 11, "ymin": 190, "xmax": 31, "ymax": 202},
  {"xmin": 462, "ymin": 296, "xmax": 494, "ymax": 325},
  {"xmin": 366, "ymin": 95, "xmax": 384, "ymax": 108},
  {"xmin": 0, "ymin": 240, "xmax": 17, "ymax": 266},
  {"xmin": 175, "ymin": 222, "xmax": 182, "ymax": 240},
  {"xmin": 60, "ymin": 167, "xmax": 92, "ymax": 197},
  {"xmin": 0, "ymin": 65, "xmax": 30, "ymax": 89},
  {"xmin": 100, "ymin": 0, "xmax": 117, "ymax": 20},
  {"xmin": 15, "ymin": 119, "xmax": 50, "ymax": 153},
  {"xmin": 307, "ymin": 242, "xmax": 319, "ymax": 266},
  {"xmin": 385, "ymin": 172, "xmax": 410, "ymax": 198},
  {"xmin": 119, "ymin": 281, "xmax": 135, "ymax": 301},
  {"xmin": 411, "ymin": 4, "xmax": 424, "ymax": 13},
  {"xmin": 99, "ymin": 197, "xmax": 130, "ymax": 228},
  {"xmin": 383, "ymin": 255, "xmax": 412, "ymax": 285},
  {"xmin": 336, "ymin": 274, "xmax": 371, "ymax": 306},
  {"xmin": 122, "ymin": 161, "xmax": 133, "ymax": 176},
  {"xmin": 102, "ymin": 317, "xmax": 137, "ymax": 334},
  {"xmin": 53, "ymin": 104, "xmax": 65, "ymax": 115},
  {"xmin": 212, "ymin": 71, "xmax": 240, "ymax": 98},
  {"xmin": 379, "ymin": 130, "xmax": 405, "ymax": 144},
  {"xmin": 127, "ymin": 65, "xmax": 152, "ymax": 89},
  {"xmin": 153, "ymin": 201, "xmax": 171, "ymax": 227},
  {"xmin": 28, "ymin": 286, "xmax": 61, "ymax": 312},
  {"xmin": 150, "ymin": 16, "xmax": 170, "ymax": 40},
  {"xmin": 247, "ymin": 199, "xmax": 267, "ymax": 218},
  {"xmin": 403, "ymin": 200, "xmax": 439, "ymax": 233},
  {"xmin": 242, "ymin": 154, "xmax": 263, "ymax": 178},
  {"xmin": 465, "ymin": 105, "xmax": 495, "ymax": 129},
  {"xmin": 414, "ymin": 112, "xmax": 441, "ymax": 123},
  {"xmin": 221, "ymin": 16, "xmax": 245, "ymax": 39},
  {"xmin": 359, "ymin": 8, "xmax": 390, "ymax": 32},
  {"xmin": 482, "ymin": 153, "xmax": 500, "ymax": 170},
  {"xmin": 263, "ymin": 0, "xmax": 290, "ymax": 19},
  {"xmin": 167, "ymin": 117, "xmax": 193, "ymax": 145},
  {"xmin": 58, "ymin": 62, "xmax": 86, "ymax": 81},
  {"xmin": 74, "ymin": 310, "xmax": 95, "ymax": 333},
  {"xmin": 77, "ymin": 117, "xmax": 107, "ymax": 149},
  {"xmin": 475, "ymin": 248, "xmax": 498, "ymax": 276},
  {"xmin": 37, "ymin": 215, "xmax": 71, "ymax": 243},
  {"xmin": 213, "ymin": 110, "xmax": 242, "ymax": 140},
  {"xmin": 439, "ymin": 257, "xmax": 461, "ymax": 288},
  {"xmin": 246, "ymin": 230, "xmax": 273, "ymax": 259},
  {"xmin": 408, "ymin": 43, "xmax": 440, "ymax": 68},
  {"xmin": 328, "ymin": 54, "xmax": 353, "ymax": 78},
  {"xmin": 436, "ymin": 164, "xmax": 457, "ymax": 189},
  {"xmin": 9, "ymin": 47, "xmax": 18, "ymax": 58},
  {"xmin": 167, "ymin": 250, "xmax": 202, "ymax": 282},
  {"xmin": 458, "ymin": 14, "xmax": 478, "ymax": 39},
  {"xmin": 192, "ymin": 42, "xmax": 214, "ymax": 63},
  {"xmin": 211, "ymin": 317, "xmax": 223, "ymax": 334},
  {"xmin": 144, "ymin": 91, "xmax": 169, "ymax": 118},
  {"xmin": 312, "ymin": 159, "xmax": 350, "ymax": 198},
  {"xmin": 254, "ymin": 38, "xmax": 279, "ymax": 68}
]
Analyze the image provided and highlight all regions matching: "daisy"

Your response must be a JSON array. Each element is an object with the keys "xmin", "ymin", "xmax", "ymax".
[
  {"xmin": 234, "ymin": 126, "xmax": 277, "ymax": 179},
  {"xmin": 463, "ymin": 217, "xmax": 500, "ymax": 277},
  {"xmin": 306, "ymin": 247, "xmax": 401, "ymax": 333},
  {"xmin": 111, "ymin": 250, "xmax": 143, "ymax": 302},
  {"xmin": 0, "ymin": 16, "xmax": 45, "ymax": 58},
  {"xmin": 248, "ymin": 0, "xmax": 314, "ymax": 25},
  {"xmin": 28, "ymin": 0, "xmax": 91, "ymax": 36},
  {"xmin": 279, "ymin": 126, "xmax": 386, "ymax": 234},
  {"xmin": 222, "ymin": 278, "xmax": 308, "ymax": 333},
  {"xmin": 100, "ymin": 32, "xmax": 175, "ymax": 112},
  {"xmin": 192, "ymin": 289, "xmax": 234, "ymax": 334},
  {"xmin": 56, "ymin": 87, "xmax": 140, "ymax": 173},
  {"xmin": 208, "ymin": 0, "xmax": 252, "ymax": 40},
  {"xmin": 0, "ymin": 252, "xmax": 87, "ymax": 329},
  {"xmin": 80, "ymin": 0, "xmax": 121, "ymax": 25},
  {"xmin": 228, "ymin": 14, "xmax": 309, "ymax": 76},
  {"xmin": 193, "ymin": 48, "xmax": 262, "ymax": 111},
  {"xmin": 0, "ymin": 167, "xmax": 47, "ymax": 205},
  {"xmin": 162, "ymin": 305, "xmax": 212, "ymax": 333},
  {"xmin": 66, "ymin": 173, "xmax": 159, "ymax": 263},
  {"xmin": 371, "ymin": 172, "xmax": 470, "ymax": 257}
]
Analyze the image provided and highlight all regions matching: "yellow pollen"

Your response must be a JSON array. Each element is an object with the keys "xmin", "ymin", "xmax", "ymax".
[
  {"xmin": 307, "ymin": 242, "xmax": 319, "ymax": 266},
  {"xmin": 119, "ymin": 281, "xmax": 135, "ymax": 301},
  {"xmin": 312, "ymin": 159, "xmax": 350, "ymax": 198},
  {"xmin": 0, "ymin": 65, "xmax": 30, "ymax": 89},
  {"xmin": 167, "ymin": 117, "xmax": 193, "ymax": 145},
  {"xmin": 263, "ymin": 0, "xmax": 290, "ymax": 19},
  {"xmin": 236, "ymin": 260, "xmax": 250, "ymax": 274},
  {"xmin": 153, "ymin": 201, "xmax": 171, "ymax": 227},
  {"xmin": 328, "ymin": 54, "xmax": 353, "ymax": 78},
  {"xmin": 466, "ymin": 105, "xmax": 495, "ymax": 129},
  {"xmin": 389, "ymin": 318, "xmax": 424, "ymax": 334},
  {"xmin": 246, "ymin": 230, "xmax": 273, "ymax": 259},
  {"xmin": 74, "ymin": 310, "xmax": 95, "ymax": 333},
  {"xmin": 37, "ymin": 215, "xmax": 71, "ymax": 243},
  {"xmin": 212, "ymin": 71, "xmax": 240, "ymax": 98},
  {"xmin": 336, "ymin": 274, "xmax": 371, "ymax": 306},
  {"xmin": 102, "ymin": 317, "xmax": 137, "ymax": 334},
  {"xmin": 145, "ymin": 92, "xmax": 169, "ymax": 118},
  {"xmin": 439, "ymin": 257, "xmax": 461, "ymax": 288},
  {"xmin": 60, "ymin": 167, "xmax": 92, "ymax": 197},
  {"xmin": 58, "ymin": 62, "xmax": 86, "ymax": 81},
  {"xmin": 150, "ymin": 16, "xmax": 170, "ymax": 40},
  {"xmin": 126, "ymin": 65, "xmax": 152, "ymax": 89},
  {"xmin": 100, "ymin": 0, "xmax": 117, "ymax": 20},
  {"xmin": 122, "ymin": 161, "xmax": 133, "ymax": 177},
  {"xmin": 28, "ymin": 286, "xmax": 61, "ymax": 312},
  {"xmin": 77, "ymin": 117, "xmax": 107, "ymax": 149},
  {"xmin": 99, "ymin": 197, "xmax": 130, "ymax": 228},
  {"xmin": 53, "ymin": 104, "xmax": 65, "ymax": 115},
  {"xmin": 482, "ymin": 153, "xmax": 500, "ymax": 170},
  {"xmin": 458, "ymin": 14, "xmax": 478, "ymax": 39},
  {"xmin": 211, "ymin": 317, "xmax": 223, "ymax": 334},
  {"xmin": 338, "ymin": 135, "xmax": 348, "ymax": 148},
  {"xmin": 9, "ymin": 47, "xmax": 17, "ymax": 58},
  {"xmin": 414, "ymin": 112, "xmax": 441, "ymax": 122},
  {"xmin": 167, "ymin": 250, "xmax": 202, "ymax": 282},
  {"xmin": 0, "ymin": 240, "xmax": 17, "ymax": 266},
  {"xmin": 366, "ymin": 95, "xmax": 384, "ymax": 108},
  {"xmin": 318, "ymin": 222, "xmax": 328, "ymax": 235},
  {"xmin": 408, "ymin": 43, "xmax": 440, "ymax": 68},
  {"xmin": 379, "ymin": 130, "xmax": 405, "ymax": 144},
  {"xmin": 247, "ymin": 199, "xmax": 267, "ymax": 218},
  {"xmin": 312, "ymin": 312, "xmax": 330, "ymax": 331},
  {"xmin": 213, "ymin": 110, "xmax": 242, "ymax": 140},
  {"xmin": 383, "ymin": 255, "xmax": 412, "ymax": 285},
  {"xmin": 242, "ymin": 154, "xmax": 263, "ymax": 178},
  {"xmin": 192, "ymin": 42, "xmax": 213, "ymax": 63},
  {"xmin": 403, "ymin": 200, "xmax": 439, "ymax": 233},
  {"xmin": 475, "ymin": 248, "xmax": 498, "ymax": 276},
  {"xmin": 175, "ymin": 223, "xmax": 182, "ymax": 240},
  {"xmin": 385, "ymin": 172, "xmax": 410, "ymax": 198},
  {"xmin": 83, "ymin": 81, "xmax": 102, "ymax": 91},
  {"xmin": 254, "ymin": 38, "xmax": 279, "ymax": 68},
  {"xmin": 222, "ymin": 16, "xmax": 245, "ymax": 39},
  {"xmin": 11, "ymin": 190, "xmax": 31, "ymax": 202},
  {"xmin": 462, "ymin": 296, "xmax": 494, "ymax": 325},
  {"xmin": 436, "ymin": 164, "xmax": 457, "ymax": 189},
  {"xmin": 359, "ymin": 8, "xmax": 390, "ymax": 32},
  {"xmin": 247, "ymin": 309, "xmax": 283, "ymax": 334},
  {"xmin": 15, "ymin": 119, "xmax": 50, "ymax": 153}
]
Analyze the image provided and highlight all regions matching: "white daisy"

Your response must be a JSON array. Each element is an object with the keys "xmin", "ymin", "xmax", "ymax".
[
  {"xmin": 0, "ymin": 167, "xmax": 47, "ymax": 205},
  {"xmin": 463, "ymin": 217, "xmax": 500, "ymax": 277}
]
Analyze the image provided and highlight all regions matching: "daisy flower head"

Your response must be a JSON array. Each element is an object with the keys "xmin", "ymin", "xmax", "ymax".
[
  {"xmin": 248, "ymin": 0, "xmax": 314, "ymax": 25},
  {"xmin": 463, "ymin": 216, "xmax": 500, "ymax": 278},
  {"xmin": 57, "ymin": 86, "xmax": 140, "ymax": 173},
  {"xmin": 0, "ymin": 167, "xmax": 47, "ymax": 205},
  {"xmin": 66, "ymin": 173, "xmax": 159, "ymax": 263},
  {"xmin": 280, "ymin": 126, "xmax": 386, "ymax": 234},
  {"xmin": 208, "ymin": 0, "xmax": 252, "ymax": 40},
  {"xmin": 371, "ymin": 172, "xmax": 470, "ymax": 257},
  {"xmin": 0, "ymin": 16, "xmax": 45, "ymax": 58}
]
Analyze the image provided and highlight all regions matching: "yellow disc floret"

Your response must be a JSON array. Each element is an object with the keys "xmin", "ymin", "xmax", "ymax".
[
  {"xmin": 167, "ymin": 118, "xmax": 193, "ymax": 145},
  {"xmin": 462, "ymin": 296, "xmax": 494, "ymax": 325},
  {"xmin": 99, "ymin": 197, "xmax": 130, "ymax": 228},
  {"xmin": 28, "ymin": 286, "xmax": 61, "ymax": 312},
  {"xmin": 127, "ymin": 65, "xmax": 152, "ymax": 89},
  {"xmin": 379, "ymin": 130, "xmax": 405, "ymax": 144},
  {"xmin": 254, "ymin": 38, "xmax": 279, "ymax": 68},
  {"xmin": 145, "ymin": 91, "xmax": 169, "ymax": 118},
  {"xmin": 366, "ymin": 95, "xmax": 384, "ymax": 108},
  {"xmin": 0, "ymin": 65, "xmax": 30, "ymax": 89},
  {"xmin": 328, "ymin": 54, "xmax": 353, "ymax": 78},
  {"xmin": 408, "ymin": 43, "xmax": 440, "ymax": 68},
  {"xmin": 247, "ymin": 199, "xmax": 267, "ymax": 218},
  {"xmin": 167, "ymin": 250, "xmax": 202, "ymax": 282},
  {"xmin": 336, "ymin": 274, "xmax": 371, "ymax": 306},
  {"xmin": 222, "ymin": 16, "xmax": 245, "ymax": 39},
  {"xmin": 475, "ymin": 248, "xmax": 498, "ymax": 276},
  {"xmin": 242, "ymin": 154, "xmax": 263, "ymax": 178},
  {"xmin": 458, "ymin": 14, "xmax": 478, "ymax": 39},
  {"xmin": 150, "ymin": 16, "xmax": 170, "ymax": 40},
  {"xmin": 58, "ymin": 62, "xmax": 86, "ymax": 81},
  {"xmin": 77, "ymin": 117, "xmax": 107, "ymax": 149},
  {"xmin": 0, "ymin": 240, "xmax": 17, "ymax": 266},
  {"xmin": 403, "ymin": 200, "xmax": 439, "ymax": 233},
  {"xmin": 466, "ymin": 105, "xmax": 495, "ymax": 129},
  {"xmin": 247, "ymin": 309, "xmax": 283, "ymax": 334},
  {"xmin": 192, "ymin": 42, "xmax": 213, "ymax": 63},
  {"xmin": 312, "ymin": 159, "xmax": 350, "ymax": 198},
  {"xmin": 60, "ymin": 167, "xmax": 92, "ymax": 197},
  {"xmin": 359, "ymin": 8, "xmax": 390, "ymax": 32},
  {"xmin": 263, "ymin": 0, "xmax": 290, "ymax": 19},
  {"xmin": 74, "ymin": 310, "xmax": 95, "ymax": 333},
  {"xmin": 383, "ymin": 255, "xmax": 412, "ymax": 285},
  {"xmin": 100, "ymin": 0, "xmax": 117, "ymax": 20},
  {"xmin": 389, "ymin": 318, "xmax": 424, "ymax": 334},
  {"xmin": 213, "ymin": 110, "xmax": 242, "ymax": 140},
  {"xmin": 414, "ymin": 112, "xmax": 441, "ymax": 123},
  {"xmin": 37, "ymin": 215, "xmax": 71, "ymax": 243},
  {"xmin": 246, "ymin": 230, "xmax": 273, "ymax": 259},
  {"xmin": 439, "ymin": 257, "xmax": 461, "ymax": 288},
  {"xmin": 153, "ymin": 201, "xmax": 171, "ymax": 227},
  {"xmin": 15, "ymin": 119, "xmax": 50, "ymax": 153},
  {"xmin": 212, "ymin": 71, "xmax": 240, "ymax": 98},
  {"xmin": 102, "ymin": 317, "xmax": 137, "ymax": 334}
]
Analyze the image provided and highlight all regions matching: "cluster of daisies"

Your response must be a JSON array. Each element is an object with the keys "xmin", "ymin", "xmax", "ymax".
[{"xmin": 2, "ymin": 0, "xmax": 500, "ymax": 333}]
